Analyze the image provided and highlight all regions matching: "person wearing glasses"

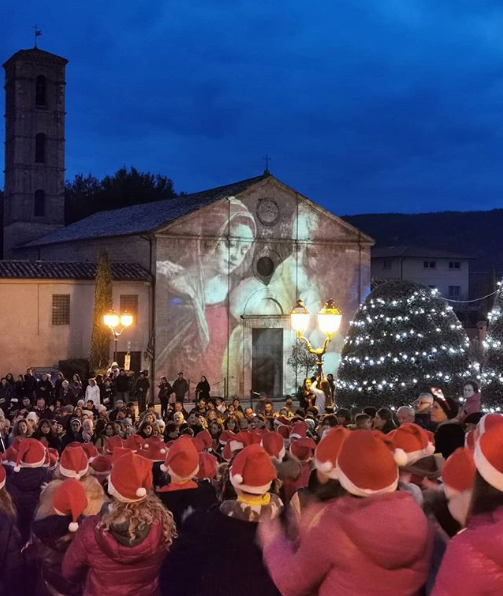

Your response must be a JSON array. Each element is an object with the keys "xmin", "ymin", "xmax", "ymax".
[{"xmin": 414, "ymin": 392, "xmax": 434, "ymax": 431}]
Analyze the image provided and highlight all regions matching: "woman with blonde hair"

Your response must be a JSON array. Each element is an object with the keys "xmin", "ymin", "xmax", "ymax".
[{"xmin": 63, "ymin": 451, "xmax": 176, "ymax": 596}]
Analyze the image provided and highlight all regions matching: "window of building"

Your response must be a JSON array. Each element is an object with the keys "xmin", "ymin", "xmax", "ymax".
[
  {"xmin": 423, "ymin": 261, "xmax": 436, "ymax": 269},
  {"xmin": 449, "ymin": 261, "xmax": 461, "ymax": 269},
  {"xmin": 35, "ymin": 75, "xmax": 46, "ymax": 106},
  {"xmin": 34, "ymin": 189, "xmax": 45, "ymax": 217},
  {"xmin": 448, "ymin": 286, "xmax": 461, "ymax": 298},
  {"xmin": 120, "ymin": 294, "xmax": 138, "ymax": 324},
  {"xmin": 35, "ymin": 133, "xmax": 46, "ymax": 163},
  {"xmin": 382, "ymin": 259, "xmax": 392, "ymax": 269},
  {"xmin": 52, "ymin": 295, "xmax": 70, "ymax": 325}
]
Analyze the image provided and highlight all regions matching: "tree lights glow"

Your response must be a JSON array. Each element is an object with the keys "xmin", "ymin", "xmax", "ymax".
[
  {"xmin": 481, "ymin": 281, "xmax": 503, "ymax": 406},
  {"xmin": 336, "ymin": 280, "xmax": 477, "ymax": 407}
]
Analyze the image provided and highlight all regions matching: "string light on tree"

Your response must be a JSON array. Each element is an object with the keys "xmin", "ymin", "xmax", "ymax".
[
  {"xmin": 336, "ymin": 280, "xmax": 477, "ymax": 408},
  {"xmin": 481, "ymin": 280, "xmax": 503, "ymax": 407}
]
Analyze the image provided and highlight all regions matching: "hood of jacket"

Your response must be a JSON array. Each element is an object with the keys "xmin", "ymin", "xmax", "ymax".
[
  {"xmin": 93, "ymin": 514, "xmax": 162, "ymax": 564},
  {"xmin": 335, "ymin": 491, "xmax": 430, "ymax": 569}
]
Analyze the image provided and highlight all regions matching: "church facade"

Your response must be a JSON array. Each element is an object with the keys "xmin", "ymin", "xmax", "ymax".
[{"xmin": 1, "ymin": 46, "xmax": 373, "ymax": 397}]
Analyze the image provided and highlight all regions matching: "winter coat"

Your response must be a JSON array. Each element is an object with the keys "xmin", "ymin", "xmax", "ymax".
[
  {"xmin": 62, "ymin": 512, "xmax": 168, "ymax": 596},
  {"xmin": 5, "ymin": 465, "xmax": 52, "ymax": 542},
  {"xmin": 431, "ymin": 505, "xmax": 503, "ymax": 596},
  {"xmin": 263, "ymin": 491, "xmax": 432, "ymax": 596},
  {"xmin": 30, "ymin": 514, "xmax": 83, "ymax": 596},
  {"xmin": 114, "ymin": 374, "xmax": 130, "ymax": 393},
  {"xmin": 434, "ymin": 423, "xmax": 465, "ymax": 460},
  {"xmin": 172, "ymin": 378, "xmax": 188, "ymax": 400},
  {"xmin": 85, "ymin": 385, "xmax": 101, "ymax": 407},
  {"xmin": 157, "ymin": 481, "xmax": 217, "ymax": 531},
  {"xmin": 161, "ymin": 495, "xmax": 283, "ymax": 596},
  {"xmin": 0, "ymin": 511, "xmax": 24, "ymax": 596}
]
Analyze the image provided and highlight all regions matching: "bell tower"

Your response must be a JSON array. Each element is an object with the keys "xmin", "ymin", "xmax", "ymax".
[{"xmin": 3, "ymin": 47, "xmax": 68, "ymax": 258}]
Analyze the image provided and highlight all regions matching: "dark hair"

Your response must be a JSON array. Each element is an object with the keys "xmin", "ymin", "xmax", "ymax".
[
  {"xmin": 308, "ymin": 468, "xmax": 347, "ymax": 502},
  {"xmin": 469, "ymin": 470, "xmax": 503, "ymax": 519},
  {"xmin": 463, "ymin": 380, "xmax": 479, "ymax": 393},
  {"xmin": 33, "ymin": 418, "xmax": 57, "ymax": 441},
  {"xmin": 336, "ymin": 408, "xmax": 351, "ymax": 422},
  {"xmin": 377, "ymin": 408, "xmax": 393, "ymax": 421},
  {"xmin": 355, "ymin": 413, "xmax": 371, "ymax": 426},
  {"xmin": 166, "ymin": 421, "xmax": 179, "ymax": 434},
  {"xmin": 363, "ymin": 406, "xmax": 377, "ymax": 418},
  {"xmin": 321, "ymin": 413, "xmax": 338, "ymax": 428}
]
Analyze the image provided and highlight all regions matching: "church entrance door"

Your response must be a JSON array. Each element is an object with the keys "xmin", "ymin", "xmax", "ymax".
[{"xmin": 251, "ymin": 328, "xmax": 283, "ymax": 398}]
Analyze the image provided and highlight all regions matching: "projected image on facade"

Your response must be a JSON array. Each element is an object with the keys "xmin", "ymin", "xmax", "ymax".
[{"xmin": 154, "ymin": 187, "xmax": 369, "ymax": 398}]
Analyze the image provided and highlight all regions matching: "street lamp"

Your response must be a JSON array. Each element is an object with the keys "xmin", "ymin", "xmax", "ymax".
[
  {"xmin": 104, "ymin": 310, "xmax": 133, "ymax": 364},
  {"xmin": 290, "ymin": 299, "xmax": 342, "ymax": 378}
]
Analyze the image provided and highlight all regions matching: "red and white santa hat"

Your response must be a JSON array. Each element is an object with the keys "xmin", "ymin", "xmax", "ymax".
[
  {"xmin": 161, "ymin": 435, "xmax": 199, "ymax": 479},
  {"xmin": 0, "ymin": 466, "xmax": 5, "ymax": 490},
  {"xmin": 195, "ymin": 452, "xmax": 218, "ymax": 480},
  {"xmin": 104, "ymin": 435, "xmax": 124, "ymax": 455},
  {"xmin": 59, "ymin": 445, "xmax": 89, "ymax": 480},
  {"xmin": 139, "ymin": 441, "xmax": 167, "ymax": 462},
  {"xmin": 230, "ymin": 431, "xmax": 253, "ymax": 453},
  {"xmin": 53, "ymin": 478, "xmax": 88, "ymax": 532},
  {"xmin": 477, "ymin": 413, "xmax": 503, "ymax": 438},
  {"xmin": 290, "ymin": 437, "xmax": 317, "ymax": 462},
  {"xmin": 124, "ymin": 435, "xmax": 146, "ymax": 452},
  {"xmin": 290, "ymin": 421, "xmax": 307, "ymax": 440},
  {"xmin": 2, "ymin": 444, "xmax": 19, "ymax": 466},
  {"xmin": 67, "ymin": 441, "xmax": 97, "ymax": 462},
  {"xmin": 387, "ymin": 423, "xmax": 435, "ymax": 466},
  {"xmin": 336, "ymin": 430, "xmax": 402, "ymax": 497},
  {"xmin": 111, "ymin": 447, "xmax": 135, "ymax": 463},
  {"xmin": 261, "ymin": 431, "xmax": 286, "ymax": 461},
  {"xmin": 14, "ymin": 438, "xmax": 46, "ymax": 472},
  {"xmin": 45, "ymin": 448, "xmax": 59, "ymax": 468},
  {"xmin": 108, "ymin": 451, "xmax": 153, "ymax": 503},
  {"xmin": 474, "ymin": 424, "xmax": 503, "ymax": 492},
  {"xmin": 219, "ymin": 430, "xmax": 235, "ymax": 446},
  {"xmin": 230, "ymin": 444, "xmax": 277, "ymax": 495},
  {"xmin": 314, "ymin": 427, "xmax": 351, "ymax": 479},
  {"xmin": 442, "ymin": 447, "xmax": 476, "ymax": 499},
  {"xmin": 277, "ymin": 425, "xmax": 291, "ymax": 440},
  {"xmin": 193, "ymin": 430, "xmax": 213, "ymax": 452},
  {"xmin": 89, "ymin": 454, "xmax": 112, "ymax": 479}
]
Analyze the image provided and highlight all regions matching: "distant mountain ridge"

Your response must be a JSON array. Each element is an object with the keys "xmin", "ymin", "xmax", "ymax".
[{"xmin": 342, "ymin": 210, "xmax": 503, "ymax": 273}]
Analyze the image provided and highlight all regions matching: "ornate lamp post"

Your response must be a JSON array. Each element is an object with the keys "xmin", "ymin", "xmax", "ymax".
[
  {"xmin": 103, "ymin": 310, "xmax": 133, "ymax": 364},
  {"xmin": 290, "ymin": 299, "xmax": 342, "ymax": 378}
]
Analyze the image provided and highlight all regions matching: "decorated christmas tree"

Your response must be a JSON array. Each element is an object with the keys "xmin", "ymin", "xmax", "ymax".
[
  {"xmin": 481, "ymin": 280, "xmax": 503, "ymax": 409},
  {"xmin": 336, "ymin": 280, "xmax": 476, "ymax": 408}
]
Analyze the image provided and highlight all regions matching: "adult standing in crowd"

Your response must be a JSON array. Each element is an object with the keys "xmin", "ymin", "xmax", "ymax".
[
  {"xmin": 134, "ymin": 370, "xmax": 151, "ymax": 413},
  {"xmin": 158, "ymin": 376, "xmax": 173, "ymax": 419},
  {"xmin": 85, "ymin": 378, "xmax": 101, "ymax": 408},
  {"xmin": 431, "ymin": 391, "xmax": 465, "ymax": 459},
  {"xmin": 415, "ymin": 392, "xmax": 434, "ymax": 430},
  {"xmin": 114, "ymin": 368, "xmax": 130, "ymax": 404},
  {"xmin": 195, "ymin": 375, "xmax": 211, "ymax": 401},
  {"xmin": 173, "ymin": 372, "xmax": 188, "ymax": 402}
]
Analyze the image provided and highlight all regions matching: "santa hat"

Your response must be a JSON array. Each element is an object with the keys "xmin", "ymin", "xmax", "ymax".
[
  {"xmin": 274, "ymin": 416, "xmax": 290, "ymax": 427},
  {"xmin": 89, "ymin": 454, "xmax": 112, "ymax": 478},
  {"xmin": 230, "ymin": 444, "xmax": 277, "ymax": 495},
  {"xmin": 228, "ymin": 431, "xmax": 252, "ymax": 454},
  {"xmin": 53, "ymin": 479, "xmax": 88, "ymax": 532},
  {"xmin": 442, "ymin": 447, "xmax": 476, "ymax": 499},
  {"xmin": 336, "ymin": 430, "xmax": 402, "ymax": 497},
  {"xmin": 219, "ymin": 430, "xmax": 235, "ymax": 446},
  {"xmin": 195, "ymin": 452, "xmax": 218, "ymax": 480},
  {"xmin": 0, "ymin": 466, "xmax": 5, "ymax": 490},
  {"xmin": 104, "ymin": 435, "xmax": 124, "ymax": 455},
  {"xmin": 478, "ymin": 413, "xmax": 503, "ymax": 437},
  {"xmin": 290, "ymin": 437, "xmax": 317, "ymax": 462},
  {"xmin": 14, "ymin": 438, "xmax": 46, "ymax": 472},
  {"xmin": 139, "ymin": 441, "xmax": 167, "ymax": 462},
  {"xmin": 388, "ymin": 423, "xmax": 435, "ymax": 466},
  {"xmin": 45, "ymin": 448, "xmax": 59, "ymax": 468},
  {"xmin": 108, "ymin": 451, "xmax": 153, "ymax": 503},
  {"xmin": 277, "ymin": 425, "xmax": 290, "ymax": 440},
  {"xmin": 193, "ymin": 430, "xmax": 212, "ymax": 452},
  {"xmin": 161, "ymin": 435, "xmax": 199, "ymax": 479},
  {"xmin": 314, "ymin": 427, "xmax": 350, "ymax": 479},
  {"xmin": 2, "ymin": 445, "xmax": 19, "ymax": 466},
  {"xmin": 59, "ymin": 446, "xmax": 89, "ymax": 479},
  {"xmin": 67, "ymin": 441, "xmax": 98, "ymax": 462},
  {"xmin": 111, "ymin": 447, "xmax": 135, "ymax": 464},
  {"xmin": 474, "ymin": 424, "xmax": 503, "ymax": 492},
  {"xmin": 290, "ymin": 421, "xmax": 307, "ymax": 440},
  {"xmin": 261, "ymin": 432, "xmax": 286, "ymax": 461},
  {"xmin": 124, "ymin": 435, "xmax": 146, "ymax": 452}
]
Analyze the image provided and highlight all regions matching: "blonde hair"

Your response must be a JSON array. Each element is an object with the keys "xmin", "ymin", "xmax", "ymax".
[
  {"xmin": 98, "ymin": 493, "xmax": 176, "ymax": 549},
  {"xmin": 0, "ymin": 488, "xmax": 16, "ymax": 520}
]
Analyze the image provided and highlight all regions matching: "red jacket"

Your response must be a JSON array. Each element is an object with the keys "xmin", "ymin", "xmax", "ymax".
[
  {"xmin": 432, "ymin": 506, "xmax": 503, "ymax": 596},
  {"xmin": 62, "ymin": 514, "xmax": 167, "ymax": 596},
  {"xmin": 263, "ymin": 491, "xmax": 432, "ymax": 596}
]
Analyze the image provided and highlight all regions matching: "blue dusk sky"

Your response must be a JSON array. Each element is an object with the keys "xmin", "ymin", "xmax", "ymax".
[{"xmin": 2, "ymin": 0, "xmax": 503, "ymax": 215}]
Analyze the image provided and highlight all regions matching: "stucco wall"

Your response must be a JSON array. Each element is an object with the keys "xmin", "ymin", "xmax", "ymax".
[{"xmin": 0, "ymin": 279, "xmax": 151, "ymax": 375}]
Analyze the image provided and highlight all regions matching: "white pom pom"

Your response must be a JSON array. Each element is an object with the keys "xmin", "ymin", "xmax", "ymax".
[
  {"xmin": 394, "ymin": 448, "xmax": 409, "ymax": 468},
  {"xmin": 160, "ymin": 449, "xmax": 166, "ymax": 454},
  {"xmin": 75, "ymin": 473, "xmax": 81, "ymax": 480},
  {"xmin": 316, "ymin": 460, "xmax": 333, "ymax": 473},
  {"xmin": 136, "ymin": 487, "xmax": 147, "ymax": 497},
  {"xmin": 233, "ymin": 473, "xmax": 243, "ymax": 485},
  {"xmin": 68, "ymin": 522, "xmax": 79, "ymax": 532},
  {"xmin": 144, "ymin": 443, "xmax": 149, "ymax": 449},
  {"xmin": 160, "ymin": 464, "xmax": 168, "ymax": 473},
  {"xmin": 425, "ymin": 443, "xmax": 435, "ymax": 456},
  {"xmin": 14, "ymin": 465, "xmax": 21, "ymax": 473}
]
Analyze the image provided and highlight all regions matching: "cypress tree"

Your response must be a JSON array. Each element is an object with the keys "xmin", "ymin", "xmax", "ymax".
[
  {"xmin": 90, "ymin": 250, "xmax": 113, "ymax": 370},
  {"xmin": 336, "ymin": 280, "xmax": 476, "ymax": 408}
]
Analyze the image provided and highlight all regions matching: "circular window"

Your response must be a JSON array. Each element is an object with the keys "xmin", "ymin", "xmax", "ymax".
[{"xmin": 256, "ymin": 256, "xmax": 275, "ymax": 277}]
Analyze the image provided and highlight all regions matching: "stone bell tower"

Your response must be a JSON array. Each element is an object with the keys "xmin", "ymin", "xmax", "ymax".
[{"xmin": 3, "ymin": 47, "xmax": 68, "ymax": 258}]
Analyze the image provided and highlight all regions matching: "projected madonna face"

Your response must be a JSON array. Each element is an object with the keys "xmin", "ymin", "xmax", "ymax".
[{"xmin": 214, "ymin": 222, "xmax": 255, "ymax": 275}]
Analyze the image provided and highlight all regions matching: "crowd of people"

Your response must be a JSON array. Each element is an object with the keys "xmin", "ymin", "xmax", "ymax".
[{"xmin": 0, "ymin": 365, "xmax": 499, "ymax": 596}]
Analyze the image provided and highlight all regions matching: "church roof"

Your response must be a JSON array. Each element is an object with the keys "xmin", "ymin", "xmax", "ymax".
[
  {"xmin": 0, "ymin": 261, "xmax": 152, "ymax": 281},
  {"xmin": 372, "ymin": 245, "xmax": 474, "ymax": 260},
  {"xmin": 3, "ymin": 48, "xmax": 68, "ymax": 68},
  {"xmin": 24, "ymin": 173, "xmax": 268, "ymax": 248}
]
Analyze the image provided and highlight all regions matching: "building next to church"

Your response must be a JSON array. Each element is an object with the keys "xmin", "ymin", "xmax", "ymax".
[{"xmin": 1, "ymin": 46, "xmax": 373, "ymax": 397}]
